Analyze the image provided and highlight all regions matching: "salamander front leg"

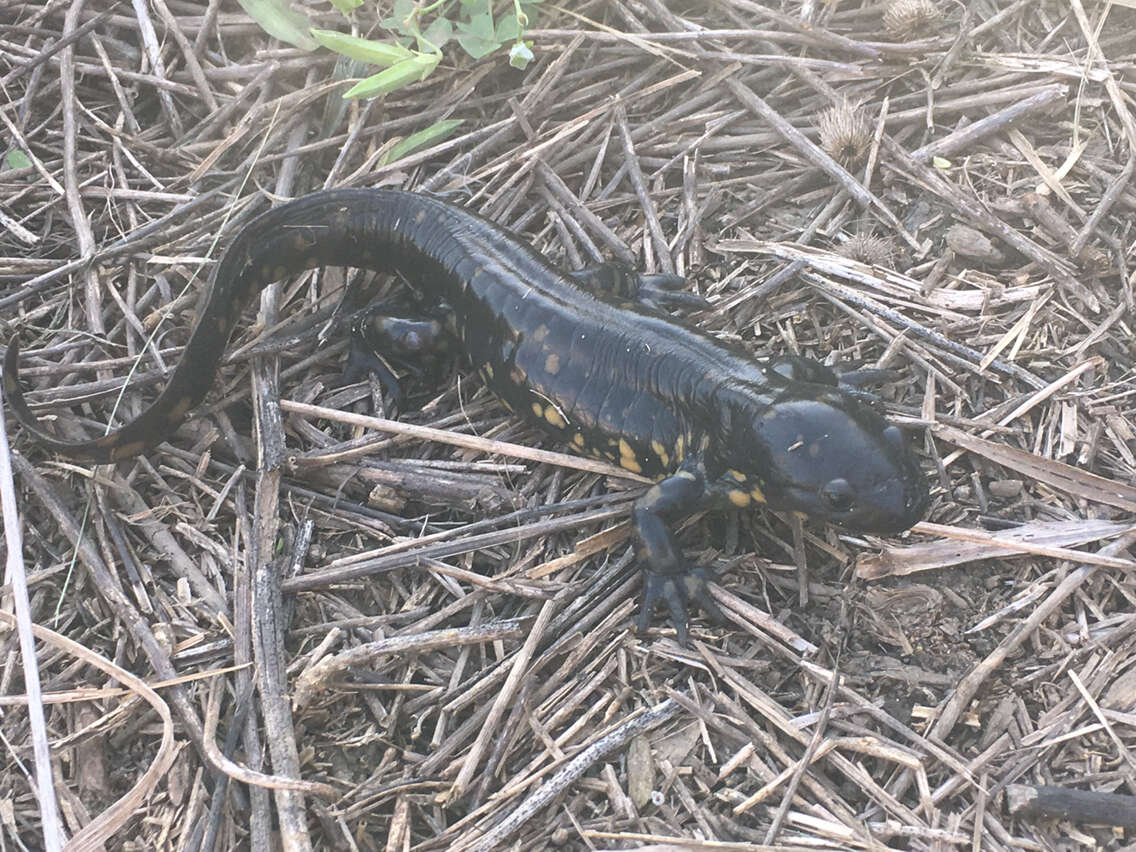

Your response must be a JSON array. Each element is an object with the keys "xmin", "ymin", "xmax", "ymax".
[
  {"xmin": 767, "ymin": 354, "xmax": 898, "ymax": 403},
  {"xmin": 346, "ymin": 310, "xmax": 449, "ymax": 410},
  {"xmin": 633, "ymin": 464, "xmax": 725, "ymax": 645},
  {"xmin": 571, "ymin": 262, "xmax": 709, "ymax": 313}
]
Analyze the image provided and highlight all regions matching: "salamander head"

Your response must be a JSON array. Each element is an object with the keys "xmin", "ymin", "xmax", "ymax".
[{"xmin": 730, "ymin": 387, "xmax": 928, "ymax": 534}]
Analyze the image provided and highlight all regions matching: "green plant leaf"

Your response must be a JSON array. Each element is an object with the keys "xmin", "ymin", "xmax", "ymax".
[
  {"xmin": 419, "ymin": 16, "xmax": 453, "ymax": 50},
  {"xmin": 379, "ymin": 119, "xmax": 464, "ymax": 165},
  {"xmin": 311, "ymin": 29, "xmax": 413, "ymax": 66},
  {"xmin": 456, "ymin": 12, "xmax": 500, "ymax": 58},
  {"xmin": 496, "ymin": 12, "xmax": 521, "ymax": 42},
  {"xmin": 328, "ymin": 0, "xmax": 362, "ymax": 11},
  {"xmin": 4, "ymin": 149, "xmax": 31, "ymax": 170},
  {"xmin": 381, "ymin": 0, "xmax": 417, "ymax": 37},
  {"xmin": 342, "ymin": 52, "xmax": 440, "ymax": 98},
  {"xmin": 236, "ymin": 0, "xmax": 317, "ymax": 50}
]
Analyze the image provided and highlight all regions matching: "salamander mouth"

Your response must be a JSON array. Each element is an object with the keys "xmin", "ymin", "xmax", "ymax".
[{"xmin": 782, "ymin": 475, "xmax": 929, "ymax": 534}]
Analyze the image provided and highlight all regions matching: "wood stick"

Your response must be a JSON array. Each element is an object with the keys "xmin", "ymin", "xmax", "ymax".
[{"xmin": 909, "ymin": 85, "xmax": 1067, "ymax": 162}]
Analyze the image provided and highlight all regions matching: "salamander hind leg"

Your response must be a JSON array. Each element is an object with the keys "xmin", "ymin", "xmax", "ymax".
[{"xmin": 632, "ymin": 462, "xmax": 725, "ymax": 645}]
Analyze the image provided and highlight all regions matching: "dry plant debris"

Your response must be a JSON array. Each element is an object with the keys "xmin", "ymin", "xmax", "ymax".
[{"xmin": 1, "ymin": 1, "xmax": 1134, "ymax": 849}]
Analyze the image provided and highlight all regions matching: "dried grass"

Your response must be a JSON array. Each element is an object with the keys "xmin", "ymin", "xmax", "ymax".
[{"xmin": 1, "ymin": 0, "xmax": 1134, "ymax": 849}]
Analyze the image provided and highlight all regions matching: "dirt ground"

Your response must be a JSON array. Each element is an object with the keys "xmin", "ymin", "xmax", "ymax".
[{"xmin": 1, "ymin": 1, "xmax": 1135, "ymax": 849}]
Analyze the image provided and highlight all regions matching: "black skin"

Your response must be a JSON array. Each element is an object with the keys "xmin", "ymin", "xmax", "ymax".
[{"xmin": 3, "ymin": 188, "xmax": 930, "ymax": 644}]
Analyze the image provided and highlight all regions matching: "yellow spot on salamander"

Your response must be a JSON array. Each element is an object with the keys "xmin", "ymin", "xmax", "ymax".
[
  {"xmin": 727, "ymin": 489, "xmax": 751, "ymax": 508},
  {"xmin": 108, "ymin": 439, "xmax": 146, "ymax": 460},
  {"xmin": 674, "ymin": 434, "xmax": 685, "ymax": 461},
  {"xmin": 531, "ymin": 402, "xmax": 544, "ymax": 417},
  {"xmin": 726, "ymin": 469, "xmax": 746, "ymax": 482},
  {"xmin": 618, "ymin": 438, "xmax": 642, "ymax": 473},
  {"xmin": 571, "ymin": 432, "xmax": 585, "ymax": 448},
  {"xmin": 544, "ymin": 406, "xmax": 566, "ymax": 429},
  {"xmin": 544, "ymin": 353, "xmax": 560, "ymax": 374},
  {"xmin": 167, "ymin": 397, "xmax": 195, "ymax": 421},
  {"xmin": 483, "ymin": 363, "xmax": 494, "ymax": 379},
  {"xmin": 750, "ymin": 484, "xmax": 766, "ymax": 503},
  {"xmin": 650, "ymin": 440, "xmax": 670, "ymax": 468}
]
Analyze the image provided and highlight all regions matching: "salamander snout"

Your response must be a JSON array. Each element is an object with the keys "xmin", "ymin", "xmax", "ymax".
[
  {"xmin": 744, "ymin": 392, "xmax": 929, "ymax": 534},
  {"xmin": 816, "ymin": 469, "xmax": 930, "ymax": 534}
]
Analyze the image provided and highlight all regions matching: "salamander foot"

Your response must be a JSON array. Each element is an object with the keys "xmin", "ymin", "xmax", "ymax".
[
  {"xmin": 343, "ymin": 339, "xmax": 404, "ymax": 410},
  {"xmin": 637, "ymin": 564, "xmax": 724, "ymax": 647}
]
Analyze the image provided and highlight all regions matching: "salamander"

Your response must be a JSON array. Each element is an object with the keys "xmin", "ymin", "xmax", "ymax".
[{"xmin": 3, "ymin": 188, "xmax": 929, "ymax": 643}]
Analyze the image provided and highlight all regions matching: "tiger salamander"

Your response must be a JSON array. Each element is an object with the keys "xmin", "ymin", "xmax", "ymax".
[{"xmin": 3, "ymin": 188, "xmax": 929, "ymax": 643}]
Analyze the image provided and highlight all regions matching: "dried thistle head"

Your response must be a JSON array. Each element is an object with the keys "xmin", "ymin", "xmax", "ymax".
[
  {"xmin": 837, "ymin": 234, "xmax": 897, "ymax": 267},
  {"xmin": 883, "ymin": 0, "xmax": 942, "ymax": 39},
  {"xmin": 818, "ymin": 100, "xmax": 872, "ymax": 166}
]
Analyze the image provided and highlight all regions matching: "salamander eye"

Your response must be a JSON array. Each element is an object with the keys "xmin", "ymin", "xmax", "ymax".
[{"xmin": 820, "ymin": 478, "xmax": 856, "ymax": 513}]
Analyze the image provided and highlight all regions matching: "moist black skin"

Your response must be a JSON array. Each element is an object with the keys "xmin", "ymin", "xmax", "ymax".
[{"xmin": 3, "ymin": 188, "xmax": 929, "ymax": 643}]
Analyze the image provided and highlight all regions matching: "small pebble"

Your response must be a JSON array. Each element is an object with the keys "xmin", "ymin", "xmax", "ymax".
[{"xmin": 988, "ymin": 479, "xmax": 1023, "ymax": 499}]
